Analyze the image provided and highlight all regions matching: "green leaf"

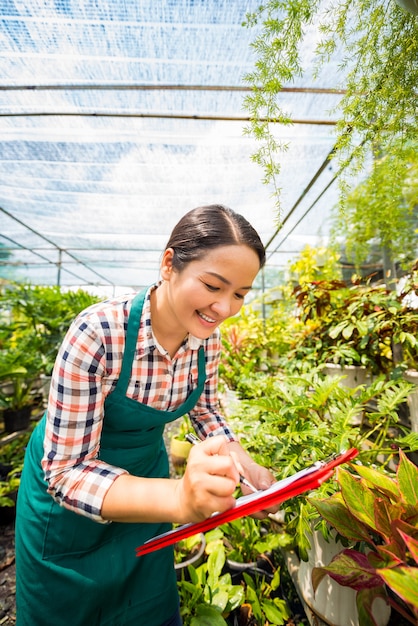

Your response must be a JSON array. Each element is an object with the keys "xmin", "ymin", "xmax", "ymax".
[
  {"xmin": 352, "ymin": 464, "xmax": 399, "ymax": 501},
  {"xmin": 210, "ymin": 590, "xmax": 229, "ymax": 613},
  {"xmin": 187, "ymin": 564, "xmax": 199, "ymax": 585},
  {"xmin": 223, "ymin": 584, "xmax": 245, "ymax": 613},
  {"xmin": 261, "ymin": 598, "xmax": 290, "ymax": 624},
  {"xmin": 329, "ymin": 321, "xmax": 348, "ymax": 339},
  {"xmin": 342, "ymin": 323, "xmax": 355, "ymax": 340},
  {"xmin": 292, "ymin": 502, "xmax": 314, "ymax": 561},
  {"xmin": 377, "ymin": 566, "xmax": 418, "ymax": 611},
  {"xmin": 338, "ymin": 468, "xmax": 378, "ymax": 532},
  {"xmin": 397, "ymin": 450, "xmax": 418, "ymax": 506},
  {"xmin": 373, "ymin": 497, "xmax": 403, "ymax": 543},
  {"xmin": 191, "ymin": 604, "xmax": 228, "ymax": 626},
  {"xmin": 309, "ymin": 492, "xmax": 372, "ymax": 543},
  {"xmin": 244, "ymin": 581, "xmax": 262, "ymax": 623},
  {"xmin": 206, "ymin": 544, "xmax": 225, "ymax": 589}
]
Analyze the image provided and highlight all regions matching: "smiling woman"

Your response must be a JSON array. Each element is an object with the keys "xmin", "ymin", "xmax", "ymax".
[
  {"xmin": 14, "ymin": 204, "xmax": 275, "ymax": 626},
  {"xmin": 149, "ymin": 205, "xmax": 264, "ymax": 357}
]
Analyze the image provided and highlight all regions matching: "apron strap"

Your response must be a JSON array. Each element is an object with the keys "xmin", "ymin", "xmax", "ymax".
[
  {"xmin": 115, "ymin": 287, "xmax": 148, "ymax": 396},
  {"xmin": 113, "ymin": 287, "xmax": 207, "ymax": 416}
]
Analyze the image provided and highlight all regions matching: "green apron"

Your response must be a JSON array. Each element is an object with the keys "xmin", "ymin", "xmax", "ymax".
[{"xmin": 15, "ymin": 289, "xmax": 206, "ymax": 626}]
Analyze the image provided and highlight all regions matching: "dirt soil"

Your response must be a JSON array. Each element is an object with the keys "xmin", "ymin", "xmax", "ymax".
[{"xmin": 0, "ymin": 522, "xmax": 16, "ymax": 625}]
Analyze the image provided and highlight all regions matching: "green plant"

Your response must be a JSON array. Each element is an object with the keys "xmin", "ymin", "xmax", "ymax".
[
  {"xmin": 215, "ymin": 518, "xmax": 291, "ymax": 565},
  {"xmin": 0, "ymin": 320, "xmax": 45, "ymax": 411},
  {"xmin": 177, "ymin": 538, "xmax": 245, "ymax": 626},
  {"xmin": 0, "ymin": 365, "xmax": 34, "ymax": 412},
  {"xmin": 286, "ymin": 271, "xmax": 418, "ymax": 376},
  {"xmin": 331, "ymin": 142, "xmax": 418, "ymax": 271},
  {"xmin": 0, "ymin": 283, "xmax": 101, "ymax": 376},
  {"xmin": 0, "ymin": 428, "xmax": 32, "ymax": 465},
  {"xmin": 174, "ymin": 415, "xmax": 193, "ymax": 442},
  {"xmin": 309, "ymin": 450, "xmax": 418, "ymax": 626},
  {"xmin": 219, "ymin": 308, "xmax": 268, "ymax": 396},
  {"xmin": 0, "ymin": 428, "xmax": 32, "ymax": 509},
  {"xmin": 228, "ymin": 370, "xmax": 418, "ymax": 560},
  {"xmin": 242, "ymin": 1, "xmax": 418, "ymax": 229},
  {"xmin": 241, "ymin": 569, "xmax": 291, "ymax": 626}
]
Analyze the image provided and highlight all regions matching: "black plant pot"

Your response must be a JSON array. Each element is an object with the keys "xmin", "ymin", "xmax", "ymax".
[
  {"xmin": 174, "ymin": 533, "xmax": 206, "ymax": 580},
  {"xmin": 224, "ymin": 552, "xmax": 276, "ymax": 585},
  {"xmin": 3, "ymin": 405, "xmax": 32, "ymax": 433}
]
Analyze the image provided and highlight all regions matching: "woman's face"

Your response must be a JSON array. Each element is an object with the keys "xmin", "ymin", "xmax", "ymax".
[{"xmin": 159, "ymin": 244, "xmax": 260, "ymax": 340}]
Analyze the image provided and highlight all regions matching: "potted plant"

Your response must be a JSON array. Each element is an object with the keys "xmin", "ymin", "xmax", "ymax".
[
  {"xmin": 237, "ymin": 569, "xmax": 291, "ymax": 626},
  {"xmin": 0, "ymin": 364, "xmax": 37, "ymax": 432},
  {"xmin": 169, "ymin": 415, "xmax": 194, "ymax": 475},
  {"xmin": 177, "ymin": 527, "xmax": 295, "ymax": 626},
  {"xmin": 174, "ymin": 532, "xmax": 207, "ymax": 580},
  {"xmin": 309, "ymin": 450, "xmax": 418, "ymax": 626},
  {"xmin": 292, "ymin": 277, "xmax": 414, "ymax": 379},
  {"xmin": 206, "ymin": 518, "xmax": 291, "ymax": 585},
  {"xmin": 177, "ymin": 537, "xmax": 245, "ymax": 625}
]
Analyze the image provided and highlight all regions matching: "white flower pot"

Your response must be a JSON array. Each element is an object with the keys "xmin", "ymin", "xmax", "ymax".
[
  {"xmin": 286, "ymin": 530, "xmax": 390, "ymax": 626},
  {"xmin": 324, "ymin": 363, "xmax": 372, "ymax": 389}
]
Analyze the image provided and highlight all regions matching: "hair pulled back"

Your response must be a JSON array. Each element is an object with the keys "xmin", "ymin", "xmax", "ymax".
[{"xmin": 165, "ymin": 205, "xmax": 265, "ymax": 271}]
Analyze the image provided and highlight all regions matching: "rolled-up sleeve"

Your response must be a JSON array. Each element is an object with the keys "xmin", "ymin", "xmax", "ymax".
[{"xmin": 189, "ymin": 334, "xmax": 238, "ymax": 443}]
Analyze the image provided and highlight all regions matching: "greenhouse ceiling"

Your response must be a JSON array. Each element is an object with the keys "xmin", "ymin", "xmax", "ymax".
[{"xmin": 0, "ymin": 0, "xmax": 367, "ymax": 295}]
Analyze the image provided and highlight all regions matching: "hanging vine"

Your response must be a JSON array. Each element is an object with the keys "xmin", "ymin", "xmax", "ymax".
[{"xmin": 242, "ymin": 0, "xmax": 418, "ymax": 220}]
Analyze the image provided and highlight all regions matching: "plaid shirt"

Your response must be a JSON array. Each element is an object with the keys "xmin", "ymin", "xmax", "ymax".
[{"xmin": 42, "ymin": 284, "xmax": 237, "ymax": 522}]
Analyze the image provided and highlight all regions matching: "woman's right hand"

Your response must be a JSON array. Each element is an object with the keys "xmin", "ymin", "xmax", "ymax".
[{"xmin": 174, "ymin": 435, "xmax": 239, "ymax": 523}]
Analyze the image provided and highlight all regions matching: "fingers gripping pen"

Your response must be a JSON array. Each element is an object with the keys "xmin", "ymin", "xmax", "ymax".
[{"xmin": 185, "ymin": 433, "xmax": 259, "ymax": 493}]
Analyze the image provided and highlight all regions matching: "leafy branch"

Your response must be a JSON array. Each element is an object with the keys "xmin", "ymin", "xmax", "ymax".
[{"xmin": 243, "ymin": 0, "xmax": 418, "ymax": 219}]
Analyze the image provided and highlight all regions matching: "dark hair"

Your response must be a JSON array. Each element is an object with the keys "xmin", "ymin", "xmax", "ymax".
[{"xmin": 165, "ymin": 205, "xmax": 266, "ymax": 271}]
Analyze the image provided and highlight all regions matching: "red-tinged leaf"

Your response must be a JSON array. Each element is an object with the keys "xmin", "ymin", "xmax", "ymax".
[
  {"xmin": 397, "ymin": 450, "xmax": 418, "ymax": 506},
  {"xmin": 337, "ymin": 468, "xmax": 379, "ymax": 532},
  {"xmin": 377, "ymin": 566, "xmax": 418, "ymax": 611},
  {"xmin": 374, "ymin": 542, "xmax": 405, "ymax": 566},
  {"xmin": 401, "ymin": 505, "xmax": 418, "ymax": 527},
  {"xmin": 309, "ymin": 492, "xmax": 372, "ymax": 544},
  {"xmin": 373, "ymin": 497, "xmax": 402, "ymax": 542},
  {"xmin": 356, "ymin": 587, "xmax": 389, "ymax": 626},
  {"xmin": 351, "ymin": 464, "xmax": 400, "ymax": 502},
  {"xmin": 392, "ymin": 519, "xmax": 418, "ymax": 542},
  {"xmin": 312, "ymin": 549, "xmax": 383, "ymax": 592},
  {"xmin": 397, "ymin": 530, "xmax": 418, "ymax": 566}
]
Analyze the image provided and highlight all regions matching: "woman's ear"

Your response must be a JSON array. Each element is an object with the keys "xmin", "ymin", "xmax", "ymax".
[{"xmin": 160, "ymin": 248, "xmax": 175, "ymax": 280}]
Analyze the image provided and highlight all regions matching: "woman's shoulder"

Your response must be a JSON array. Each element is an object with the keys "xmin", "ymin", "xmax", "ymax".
[{"xmin": 68, "ymin": 292, "xmax": 143, "ymax": 342}]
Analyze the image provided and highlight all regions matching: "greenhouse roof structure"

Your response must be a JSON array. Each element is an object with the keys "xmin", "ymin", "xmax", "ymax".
[{"xmin": 0, "ymin": 0, "xmax": 373, "ymax": 295}]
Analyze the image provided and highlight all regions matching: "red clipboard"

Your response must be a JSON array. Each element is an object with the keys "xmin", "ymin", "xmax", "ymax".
[{"xmin": 136, "ymin": 448, "xmax": 358, "ymax": 557}]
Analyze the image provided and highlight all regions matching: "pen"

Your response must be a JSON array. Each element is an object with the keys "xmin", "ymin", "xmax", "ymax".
[{"xmin": 185, "ymin": 433, "xmax": 259, "ymax": 493}]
